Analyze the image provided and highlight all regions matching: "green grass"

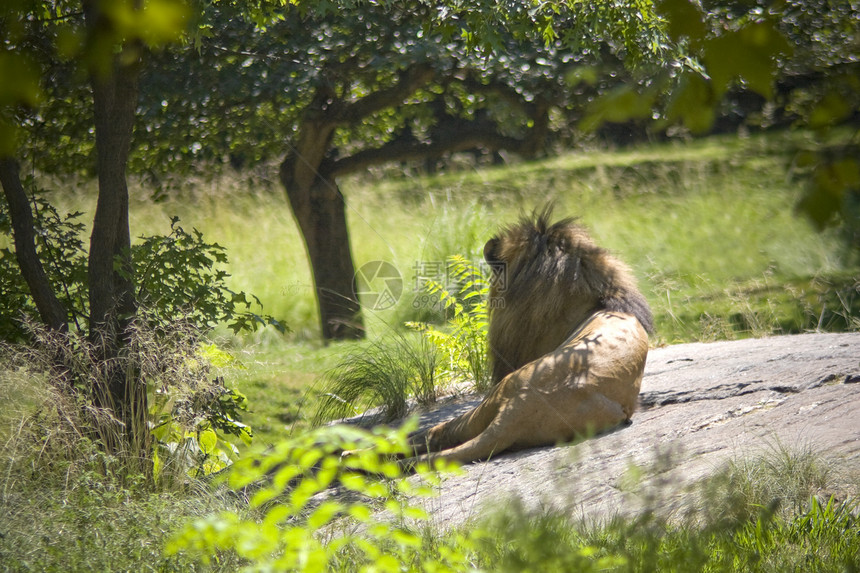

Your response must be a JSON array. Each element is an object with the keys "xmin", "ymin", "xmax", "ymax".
[
  {"xmin": 473, "ymin": 493, "xmax": 860, "ymax": 572},
  {"xmin": 0, "ymin": 480, "xmax": 248, "ymax": 572},
  {"xmin": 474, "ymin": 438, "xmax": 859, "ymax": 572}
]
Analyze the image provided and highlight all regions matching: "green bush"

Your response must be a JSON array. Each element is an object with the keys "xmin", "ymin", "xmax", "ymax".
[
  {"xmin": 0, "ymin": 191, "xmax": 88, "ymax": 340},
  {"xmin": 2, "ymin": 317, "xmax": 253, "ymax": 487},
  {"xmin": 129, "ymin": 216, "xmax": 285, "ymax": 335}
]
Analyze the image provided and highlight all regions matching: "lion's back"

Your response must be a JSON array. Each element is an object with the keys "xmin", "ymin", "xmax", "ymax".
[{"xmin": 559, "ymin": 311, "xmax": 649, "ymax": 418}]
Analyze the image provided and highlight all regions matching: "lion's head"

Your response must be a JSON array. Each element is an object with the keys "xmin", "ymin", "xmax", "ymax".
[{"xmin": 483, "ymin": 207, "xmax": 653, "ymax": 383}]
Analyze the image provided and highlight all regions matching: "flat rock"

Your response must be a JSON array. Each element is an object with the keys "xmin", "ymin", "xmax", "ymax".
[{"xmin": 405, "ymin": 332, "xmax": 860, "ymax": 528}]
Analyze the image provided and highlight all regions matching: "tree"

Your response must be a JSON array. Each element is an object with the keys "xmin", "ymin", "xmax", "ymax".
[
  {"xmin": 132, "ymin": 1, "xmax": 669, "ymax": 340},
  {"xmin": 0, "ymin": 0, "xmax": 188, "ymax": 450},
  {"xmin": 575, "ymin": 0, "xmax": 859, "ymax": 249}
]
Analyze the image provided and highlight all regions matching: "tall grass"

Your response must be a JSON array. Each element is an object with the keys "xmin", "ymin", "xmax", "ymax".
[
  {"xmin": 696, "ymin": 438, "xmax": 838, "ymax": 524},
  {"xmin": 474, "ymin": 443, "xmax": 859, "ymax": 572},
  {"xmin": 310, "ymin": 332, "xmax": 439, "ymax": 425}
]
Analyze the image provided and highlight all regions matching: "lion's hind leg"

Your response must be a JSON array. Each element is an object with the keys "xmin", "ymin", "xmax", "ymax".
[
  {"xmin": 406, "ymin": 388, "xmax": 630, "ymax": 466},
  {"xmin": 562, "ymin": 390, "xmax": 630, "ymax": 439},
  {"xmin": 407, "ymin": 381, "xmax": 512, "ymax": 456},
  {"xmin": 406, "ymin": 420, "xmax": 518, "ymax": 466}
]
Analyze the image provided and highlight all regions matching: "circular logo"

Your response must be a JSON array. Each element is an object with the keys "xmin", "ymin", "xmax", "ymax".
[{"xmin": 353, "ymin": 261, "xmax": 403, "ymax": 311}]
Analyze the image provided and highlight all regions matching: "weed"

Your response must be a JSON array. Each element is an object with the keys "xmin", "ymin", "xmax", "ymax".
[
  {"xmin": 165, "ymin": 422, "xmax": 475, "ymax": 572},
  {"xmin": 310, "ymin": 333, "xmax": 439, "ymax": 426},
  {"xmin": 408, "ymin": 255, "xmax": 492, "ymax": 394}
]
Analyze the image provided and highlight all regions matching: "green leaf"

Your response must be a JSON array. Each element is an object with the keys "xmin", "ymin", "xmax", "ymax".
[
  {"xmin": 808, "ymin": 93, "xmax": 853, "ymax": 129},
  {"xmin": 0, "ymin": 52, "xmax": 42, "ymax": 108},
  {"xmin": 704, "ymin": 22, "xmax": 790, "ymax": 100},
  {"xmin": 198, "ymin": 427, "xmax": 218, "ymax": 455},
  {"xmin": 580, "ymin": 86, "xmax": 656, "ymax": 132},
  {"xmin": 197, "ymin": 343, "xmax": 241, "ymax": 368},
  {"xmin": 666, "ymin": 73, "xmax": 715, "ymax": 134},
  {"xmin": 657, "ymin": 0, "xmax": 706, "ymax": 44},
  {"xmin": 307, "ymin": 500, "xmax": 343, "ymax": 529},
  {"xmin": 798, "ymin": 158, "xmax": 860, "ymax": 230}
]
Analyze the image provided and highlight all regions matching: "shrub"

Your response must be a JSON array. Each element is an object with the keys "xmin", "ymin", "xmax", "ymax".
[
  {"xmin": 165, "ymin": 421, "xmax": 477, "ymax": 572},
  {"xmin": 1, "ymin": 316, "xmax": 252, "ymax": 488},
  {"xmin": 0, "ymin": 182, "xmax": 285, "ymax": 341},
  {"xmin": 0, "ymin": 183, "xmax": 283, "ymax": 485}
]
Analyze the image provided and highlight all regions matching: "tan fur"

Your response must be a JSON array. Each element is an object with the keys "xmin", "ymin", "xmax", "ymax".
[{"xmin": 407, "ymin": 209, "xmax": 653, "ymax": 465}]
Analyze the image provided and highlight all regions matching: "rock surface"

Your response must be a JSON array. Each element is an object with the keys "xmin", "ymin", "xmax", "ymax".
[{"xmin": 405, "ymin": 332, "xmax": 860, "ymax": 528}]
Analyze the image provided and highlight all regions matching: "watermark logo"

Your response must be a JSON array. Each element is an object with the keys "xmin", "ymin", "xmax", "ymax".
[
  {"xmin": 353, "ymin": 261, "xmax": 403, "ymax": 310},
  {"xmin": 483, "ymin": 260, "xmax": 508, "ymax": 293},
  {"xmin": 353, "ymin": 259, "xmax": 507, "ymax": 311}
]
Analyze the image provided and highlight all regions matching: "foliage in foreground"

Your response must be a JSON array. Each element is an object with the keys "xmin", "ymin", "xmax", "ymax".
[
  {"xmin": 477, "ymin": 495, "xmax": 860, "ymax": 573},
  {"xmin": 0, "ymin": 477, "xmax": 247, "ymax": 572},
  {"xmin": 166, "ymin": 422, "xmax": 476, "ymax": 572},
  {"xmin": 476, "ymin": 439, "xmax": 859, "ymax": 572},
  {"xmin": 163, "ymin": 428, "xmax": 860, "ymax": 573}
]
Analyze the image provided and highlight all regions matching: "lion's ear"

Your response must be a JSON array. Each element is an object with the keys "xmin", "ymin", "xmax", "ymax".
[{"xmin": 483, "ymin": 238, "xmax": 501, "ymax": 263}]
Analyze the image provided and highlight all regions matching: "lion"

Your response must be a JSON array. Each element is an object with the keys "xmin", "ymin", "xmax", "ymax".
[{"xmin": 406, "ymin": 208, "xmax": 654, "ymax": 465}]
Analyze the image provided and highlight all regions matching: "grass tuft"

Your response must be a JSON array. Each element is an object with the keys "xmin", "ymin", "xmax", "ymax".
[
  {"xmin": 310, "ymin": 333, "xmax": 439, "ymax": 426},
  {"xmin": 696, "ymin": 439, "xmax": 836, "ymax": 525}
]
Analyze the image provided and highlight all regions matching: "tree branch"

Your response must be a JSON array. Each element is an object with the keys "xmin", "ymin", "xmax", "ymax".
[
  {"xmin": 0, "ymin": 158, "xmax": 68, "ymax": 331},
  {"xmin": 337, "ymin": 62, "xmax": 435, "ymax": 123},
  {"xmin": 329, "ymin": 120, "xmax": 527, "ymax": 178}
]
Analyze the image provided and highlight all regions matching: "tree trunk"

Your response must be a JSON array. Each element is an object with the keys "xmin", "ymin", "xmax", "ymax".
[
  {"xmin": 85, "ymin": 0, "xmax": 143, "ymax": 441},
  {"xmin": 279, "ymin": 86, "xmax": 365, "ymax": 341},
  {"xmin": 280, "ymin": 158, "xmax": 364, "ymax": 340},
  {"xmin": 0, "ymin": 158, "xmax": 68, "ymax": 331},
  {"xmin": 88, "ymin": 68, "xmax": 137, "ymax": 334}
]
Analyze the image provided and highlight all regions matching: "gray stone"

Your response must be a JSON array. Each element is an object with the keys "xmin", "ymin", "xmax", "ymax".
[{"xmin": 405, "ymin": 332, "xmax": 860, "ymax": 528}]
